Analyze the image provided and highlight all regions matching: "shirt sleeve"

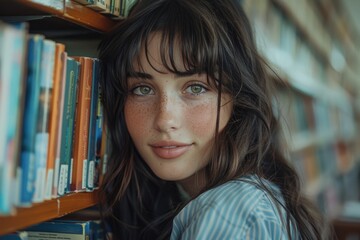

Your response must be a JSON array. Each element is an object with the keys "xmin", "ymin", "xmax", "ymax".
[
  {"xmin": 239, "ymin": 201, "xmax": 289, "ymax": 240},
  {"xmin": 172, "ymin": 203, "xmax": 246, "ymax": 240},
  {"xmin": 171, "ymin": 192, "xmax": 290, "ymax": 240}
]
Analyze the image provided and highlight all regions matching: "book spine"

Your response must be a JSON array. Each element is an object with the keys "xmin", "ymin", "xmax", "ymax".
[
  {"xmin": 72, "ymin": 0, "xmax": 91, "ymax": 5},
  {"xmin": 57, "ymin": 58, "xmax": 80, "ymax": 196},
  {"xmin": 52, "ymin": 51, "xmax": 68, "ymax": 198},
  {"xmin": 32, "ymin": 39, "xmax": 55, "ymax": 203},
  {"xmin": 44, "ymin": 43, "xmax": 66, "ymax": 200},
  {"xmin": 25, "ymin": 221, "xmax": 89, "ymax": 237},
  {"xmin": 94, "ymin": 81, "xmax": 105, "ymax": 188},
  {"xmin": 0, "ymin": 231, "xmax": 28, "ymax": 239},
  {"xmin": 0, "ymin": 22, "xmax": 27, "ymax": 215},
  {"xmin": 18, "ymin": 34, "xmax": 44, "ymax": 206},
  {"xmin": 87, "ymin": 0, "xmax": 106, "ymax": 11},
  {"xmin": 86, "ymin": 59, "xmax": 99, "ymax": 191},
  {"xmin": 70, "ymin": 57, "xmax": 93, "ymax": 192}
]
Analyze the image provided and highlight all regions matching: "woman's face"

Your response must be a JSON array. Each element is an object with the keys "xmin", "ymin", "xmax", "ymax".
[{"xmin": 124, "ymin": 33, "xmax": 232, "ymax": 185}]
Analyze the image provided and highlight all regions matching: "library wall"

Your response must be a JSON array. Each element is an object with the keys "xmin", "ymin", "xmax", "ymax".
[{"xmin": 242, "ymin": 0, "xmax": 360, "ymax": 232}]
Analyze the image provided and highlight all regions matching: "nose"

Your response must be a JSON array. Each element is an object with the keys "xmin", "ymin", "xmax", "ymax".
[{"xmin": 154, "ymin": 94, "xmax": 181, "ymax": 132}]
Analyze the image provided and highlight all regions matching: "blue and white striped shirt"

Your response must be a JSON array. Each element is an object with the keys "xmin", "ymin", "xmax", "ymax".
[{"xmin": 171, "ymin": 176, "xmax": 298, "ymax": 239}]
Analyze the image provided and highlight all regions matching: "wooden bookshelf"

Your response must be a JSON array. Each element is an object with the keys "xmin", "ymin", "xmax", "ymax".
[
  {"xmin": 1, "ymin": 0, "xmax": 117, "ymax": 33},
  {"xmin": 0, "ymin": 191, "xmax": 99, "ymax": 235},
  {"xmin": 0, "ymin": 1, "xmax": 111, "ymax": 236}
]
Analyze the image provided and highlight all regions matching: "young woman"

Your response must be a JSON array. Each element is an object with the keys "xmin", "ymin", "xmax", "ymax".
[{"xmin": 98, "ymin": 0, "xmax": 331, "ymax": 239}]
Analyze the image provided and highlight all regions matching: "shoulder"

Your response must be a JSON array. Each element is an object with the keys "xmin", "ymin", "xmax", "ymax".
[
  {"xmin": 171, "ymin": 176, "xmax": 290, "ymax": 239},
  {"xmin": 181, "ymin": 175, "xmax": 282, "ymax": 219}
]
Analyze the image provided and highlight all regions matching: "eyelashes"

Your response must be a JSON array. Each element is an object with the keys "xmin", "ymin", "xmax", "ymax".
[
  {"xmin": 131, "ymin": 85, "xmax": 154, "ymax": 96},
  {"xmin": 129, "ymin": 82, "xmax": 209, "ymax": 97},
  {"xmin": 184, "ymin": 84, "xmax": 208, "ymax": 95}
]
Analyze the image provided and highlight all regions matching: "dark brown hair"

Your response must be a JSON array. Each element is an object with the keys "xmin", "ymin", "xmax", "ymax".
[{"xmin": 98, "ymin": 0, "xmax": 330, "ymax": 239}]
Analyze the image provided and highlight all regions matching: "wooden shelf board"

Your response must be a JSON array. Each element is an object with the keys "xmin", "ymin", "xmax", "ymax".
[
  {"xmin": 3, "ymin": 0, "xmax": 117, "ymax": 33},
  {"xmin": 64, "ymin": 1, "xmax": 117, "ymax": 32},
  {"xmin": 58, "ymin": 191, "xmax": 98, "ymax": 216},
  {"xmin": 0, "ymin": 191, "xmax": 98, "ymax": 236}
]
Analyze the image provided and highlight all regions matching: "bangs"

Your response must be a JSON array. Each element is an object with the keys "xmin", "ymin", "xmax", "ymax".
[
  {"xmin": 125, "ymin": 0, "xmax": 221, "ymax": 85},
  {"xmin": 98, "ymin": 0, "xmax": 241, "ymax": 96}
]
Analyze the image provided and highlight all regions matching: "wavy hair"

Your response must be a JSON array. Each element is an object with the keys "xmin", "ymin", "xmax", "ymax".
[{"xmin": 98, "ymin": 0, "xmax": 330, "ymax": 239}]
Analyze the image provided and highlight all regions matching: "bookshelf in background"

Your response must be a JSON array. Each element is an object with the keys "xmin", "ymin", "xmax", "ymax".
[
  {"xmin": 242, "ymin": 0, "xmax": 360, "ymax": 223},
  {"xmin": 0, "ymin": 0, "xmax": 138, "ymax": 236}
]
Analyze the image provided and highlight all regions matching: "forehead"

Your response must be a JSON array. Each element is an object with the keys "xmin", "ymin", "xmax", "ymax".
[{"xmin": 134, "ymin": 32, "xmax": 185, "ymax": 72}]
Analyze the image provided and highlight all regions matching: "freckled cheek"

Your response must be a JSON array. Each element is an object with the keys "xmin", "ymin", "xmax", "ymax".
[
  {"xmin": 185, "ymin": 102, "xmax": 218, "ymax": 137},
  {"xmin": 124, "ymin": 101, "xmax": 153, "ymax": 139}
]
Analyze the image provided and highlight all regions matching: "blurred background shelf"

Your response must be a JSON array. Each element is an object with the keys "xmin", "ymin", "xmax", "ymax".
[{"xmin": 242, "ymin": 0, "xmax": 360, "ymax": 238}]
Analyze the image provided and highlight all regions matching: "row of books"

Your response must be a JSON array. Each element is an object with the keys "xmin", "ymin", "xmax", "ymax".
[
  {"xmin": 242, "ymin": 0, "xmax": 343, "ymax": 85},
  {"xmin": 271, "ymin": 82, "xmax": 356, "ymax": 205},
  {"xmin": 243, "ymin": 0, "xmax": 360, "ymax": 220},
  {"xmin": 0, "ymin": 219, "xmax": 104, "ymax": 240},
  {"xmin": 274, "ymin": 87, "xmax": 355, "ymax": 150},
  {"xmin": 256, "ymin": 0, "xmax": 333, "ymax": 59},
  {"xmin": 73, "ymin": 0, "xmax": 138, "ymax": 19},
  {"xmin": 0, "ymin": 20, "xmax": 108, "ymax": 216}
]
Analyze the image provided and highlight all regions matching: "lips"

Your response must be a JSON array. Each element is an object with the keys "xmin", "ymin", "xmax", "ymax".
[{"xmin": 150, "ymin": 141, "xmax": 193, "ymax": 159}]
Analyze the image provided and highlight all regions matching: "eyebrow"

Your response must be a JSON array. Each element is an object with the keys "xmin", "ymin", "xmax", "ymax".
[
  {"xmin": 127, "ymin": 70, "xmax": 205, "ymax": 80},
  {"xmin": 127, "ymin": 71, "xmax": 153, "ymax": 79}
]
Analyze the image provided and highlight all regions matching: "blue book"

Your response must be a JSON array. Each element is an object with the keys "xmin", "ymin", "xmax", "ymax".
[
  {"xmin": 18, "ymin": 34, "xmax": 44, "ymax": 206},
  {"xmin": 0, "ymin": 21, "xmax": 27, "ymax": 215},
  {"xmin": 91, "ymin": 220, "xmax": 104, "ymax": 240},
  {"xmin": 32, "ymin": 39, "xmax": 55, "ymax": 203},
  {"xmin": 25, "ymin": 220, "xmax": 92, "ymax": 239},
  {"xmin": 0, "ymin": 232, "xmax": 28, "ymax": 240},
  {"xmin": 86, "ymin": 59, "xmax": 99, "ymax": 191},
  {"xmin": 57, "ymin": 57, "xmax": 80, "ymax": 196}
]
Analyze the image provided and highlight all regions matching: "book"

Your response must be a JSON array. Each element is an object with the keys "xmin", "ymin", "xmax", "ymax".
[
  {"xmin": 0, "ymin": 21, "xmax": 28, "ymax": 215},
  {"xmin": 52, "ymin": 51, "xmax": 68, "ymax": 198},
  {"xmin": 57, "ymin": 57, "xmax": 80, "ymax": 196},
  {"xmin": 101, "ymin": 0, "xmax": 111, "ymax": 14},
  {"xmin": 45, "ymin": 43, "xmax": 66, "ymax": 200},
  {"xmin": 32, "ymin": 39, "xmax": 56, "ymax": 203},
  {"xmin": 94, "ymin": 83, "xmax": 105, "ymax": 188},
  {"xmin": 0, "ymin": 232, "xmax": 28, "ymax": 240},
  {"xmin": 71, "ymin": 57, "xmax": 94, "ymax": 192},
  {"xmin": 25, "ymin": 220, "xmax": 93, "ymax": 240},
  {"xmin": 87, "ymin": 0, "xmax": 106, "ymax": 11},
  {"xmin": 113, "ymin": 0, "xmax": 121, "ymax": 17},
  {"xmin": 86, "ymin": 59, "xmax": 99, "ymax": 191},
  {"xmin": 90, "ymin": 220, "xmax": 104, "ymax": 240},
  {"xmin": 18, "ymin": 34, "xmax": 44, "ymax": 206},
  {"xmin": 72, "ymin": 0, "xmax": 91, "ymax": 5}
]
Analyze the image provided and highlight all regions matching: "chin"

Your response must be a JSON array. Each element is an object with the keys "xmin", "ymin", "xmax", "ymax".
[{"xmin": 152, "ymin": 169, "xmax": 188, "ymax": 182}]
